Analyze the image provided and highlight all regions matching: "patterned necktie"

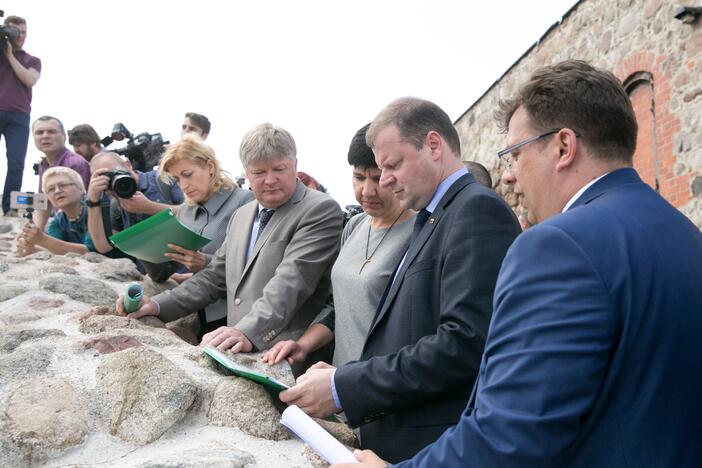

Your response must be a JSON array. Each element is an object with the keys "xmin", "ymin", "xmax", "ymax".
[
  {"xmin": 409, "ymin": 209, "xmax": 431, "ymax": 246},
  {"xmin": 256, "ymin": 208, "xmax": 274, "ymax": 242}
]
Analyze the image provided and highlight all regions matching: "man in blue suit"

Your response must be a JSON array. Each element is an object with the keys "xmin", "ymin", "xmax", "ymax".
[{"xmin": 334, "ymin": 60, "xmax": 702, "ymax": 467}]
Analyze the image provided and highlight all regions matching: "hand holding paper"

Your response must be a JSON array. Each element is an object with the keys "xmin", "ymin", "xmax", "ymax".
[{"xmin": 279, "ymin": 362, "xmax": 338, "ymax": 418}]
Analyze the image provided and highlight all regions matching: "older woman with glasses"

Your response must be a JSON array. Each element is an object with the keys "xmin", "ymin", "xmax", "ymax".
[
  {"xmin": 158, "ymin": 135, "xmax": 254, "ymax": 337},
  {"xmin": 17, "ymin": 166, "xmax": 96, "ymax": 255}
]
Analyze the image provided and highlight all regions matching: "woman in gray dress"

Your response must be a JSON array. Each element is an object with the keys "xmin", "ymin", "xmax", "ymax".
[
  {"xmin": 262, "ymin": 124, "xmax": 414, "ymax": 367},
  {"xmin": 158, "ymin": 135, "xmax": 254, "ymax": 336}
]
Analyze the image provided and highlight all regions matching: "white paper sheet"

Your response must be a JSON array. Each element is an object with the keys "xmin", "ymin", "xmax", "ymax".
[{"xmin": 280, "ymin": 405, "xmax": 358, "ymax": 464}]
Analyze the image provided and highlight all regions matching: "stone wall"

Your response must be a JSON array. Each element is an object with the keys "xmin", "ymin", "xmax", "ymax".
[
  {"xmin": 455, "ymin": 0, "xmax": 702, "ymax": 229},
  {"xmin": 0, "ymin": 218, "xmax": 354, "ymax": 467}
]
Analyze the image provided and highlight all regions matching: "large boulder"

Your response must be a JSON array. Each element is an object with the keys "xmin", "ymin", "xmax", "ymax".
[
  {"xmin": 4, "ymin": 377, "xmax": 88, "ymax": 462},
  {"xmin": 95, "ymin": 347, "xmax": 198, "ymax": 445},
  {"xmin": 208, "ymin": 377, "xmax": 291, "ymax": 441}
]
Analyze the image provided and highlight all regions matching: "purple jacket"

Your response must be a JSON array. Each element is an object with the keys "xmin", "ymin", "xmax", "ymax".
[{"xmin": 38, "ymin": 148, "xmax": 91, "ymax": 192}]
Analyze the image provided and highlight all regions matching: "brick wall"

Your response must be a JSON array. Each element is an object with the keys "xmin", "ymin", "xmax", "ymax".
[{"xmin": 455, "ymin": 0, "xmax": 702, "ymax": 229}]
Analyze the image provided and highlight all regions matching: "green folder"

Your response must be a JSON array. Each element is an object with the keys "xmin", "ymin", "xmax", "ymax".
[
  {"xmin": 203, "ymin": 346, "xmax": 290, "ymax": 392},
  {"xmin": 109, "ymin": 208, "xmax": 211, "ymax": 263}
]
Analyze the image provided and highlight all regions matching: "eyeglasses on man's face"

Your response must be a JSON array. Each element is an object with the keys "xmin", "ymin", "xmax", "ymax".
[
  {"xmin": 497, "ymin": 129, "xmax": 561, "ymax": 169},
  {"xmin": 45, "ymin": 182, "xmax": 76, "ymax": 194}
]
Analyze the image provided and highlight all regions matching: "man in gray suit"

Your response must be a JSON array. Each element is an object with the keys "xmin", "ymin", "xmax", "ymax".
[{"xmin": 118, "ymin": 123, "xmax": 343, "ymax": 355}]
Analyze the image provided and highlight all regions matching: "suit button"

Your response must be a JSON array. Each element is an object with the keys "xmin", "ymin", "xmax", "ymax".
[{"xmin": 234, "ymin": 298, "xmax": 241, "ymax": 305}]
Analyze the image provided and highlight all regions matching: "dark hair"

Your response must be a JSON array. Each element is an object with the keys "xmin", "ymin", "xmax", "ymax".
[
  {"xmin": 347, "ymin": 123, "xmax": 376, "ymax": 168},
  {"xmin": 4, "ymin": 16, "xmax": 26, "ymax": 26},
  {"xmin": 463, "ymin": 161, "xmax": 493, "ymax": 188},
  {"xmin": 68, "ymin": 124, "xmax": 101, "ymax": 146},
  {"xmin": 496, "ymin": 60, "xmax": 637, "ymax": 164},
  {"xmin": 366, "ymin": 97, "xmax": 461, "ymax": 156},
  {"xmin": 185, "ymin": 112, "xmax": 211, "ymax": 135},
  {"xmin": 32, "ymin": 115, "xmax": 66, "ymax": 135}
]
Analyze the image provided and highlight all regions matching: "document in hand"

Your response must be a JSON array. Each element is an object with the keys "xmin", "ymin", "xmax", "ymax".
[
  {"xmin": 203, "ymin": 347, "xmax": 290, "ymax": 392},
  {"xmin": 281, "ymin": 405, "xmax": 358, "ymax": 464},
  {"xmin": 108, "ymin": 208, "xmax": 211, "ymax": 263}
]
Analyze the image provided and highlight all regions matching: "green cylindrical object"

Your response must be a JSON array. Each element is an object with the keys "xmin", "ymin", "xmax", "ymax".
[{"xmin": 124, "ymin": 283, "xmax": 144, "ymax": 313}]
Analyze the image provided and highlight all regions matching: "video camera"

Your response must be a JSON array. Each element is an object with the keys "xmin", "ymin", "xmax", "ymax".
[
  {"xmin": 101, "ymin": 123, "xmax": 168, "ymax": 173},
  {"xmin": 0, "ymin": 10, "xmax": 21, "ymax": 50}
]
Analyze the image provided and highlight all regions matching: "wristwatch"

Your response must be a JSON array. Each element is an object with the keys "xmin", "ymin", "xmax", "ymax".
[{"xmin": 86, "ymin": 199, "xmax": 102, "ymax": 208}]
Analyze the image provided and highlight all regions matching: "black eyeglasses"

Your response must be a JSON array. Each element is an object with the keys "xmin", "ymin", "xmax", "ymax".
[{"xmin": 497, "ymin": 129, "xmax": 561, "ymax": 169}]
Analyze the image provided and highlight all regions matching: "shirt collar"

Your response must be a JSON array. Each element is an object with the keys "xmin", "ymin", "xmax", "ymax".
[
  {"xmin": 562, "ymin": 172, "xmax": 609, "ymax": 213},
  {"xmin": 201, "ymin": 187, "xmax": 232, "ymax": 215},
  {"xmin": 425, "ymin": 168, "xmax": 468, "ymax": 213}
]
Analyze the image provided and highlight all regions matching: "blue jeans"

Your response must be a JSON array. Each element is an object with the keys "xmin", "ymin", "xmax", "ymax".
[{"xmin": 0, "ymin": 111, "xmax": 31, "ymax": 213}]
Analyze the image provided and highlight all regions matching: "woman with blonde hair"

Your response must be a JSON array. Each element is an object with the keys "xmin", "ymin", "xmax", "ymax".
[
  {"xmin": 17, "ymin": 166, "xmax": 96, "ymax": 255},
  {"xmin": 159, "ymin": 134, "xmax": 254, "ymax": 336}
]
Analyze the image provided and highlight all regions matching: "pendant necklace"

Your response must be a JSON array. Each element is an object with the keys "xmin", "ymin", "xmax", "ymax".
[{"xmin": 359, "ymin": 210, "xmax": 405, "ymax": 274}]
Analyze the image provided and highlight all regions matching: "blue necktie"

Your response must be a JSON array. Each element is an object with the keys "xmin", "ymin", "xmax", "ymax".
[
  {"xmin": 256, "ymin": 209, "xmax": 274, "ymax": 241},
  {"xmin": 409, "ymin": 209, "xmax": 431, "ymax": 246}
]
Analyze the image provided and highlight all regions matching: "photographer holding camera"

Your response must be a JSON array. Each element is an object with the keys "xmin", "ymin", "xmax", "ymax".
[
  {"xmin": 86, "ymin": 151, "xmax": 185, "ymax": 281},
  {"xmin": 0, "ymin": 14, "xmax": 41, "ymax": 216}
]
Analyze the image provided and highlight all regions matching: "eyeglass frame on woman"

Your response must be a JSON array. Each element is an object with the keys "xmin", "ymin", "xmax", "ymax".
[
  {"xmin": 497, "ymin": 129, "xmax": 570, "ymax": 169},
  {"xmin": 45, "ymin": 182, "xmax": 76, "ymax": 194}
]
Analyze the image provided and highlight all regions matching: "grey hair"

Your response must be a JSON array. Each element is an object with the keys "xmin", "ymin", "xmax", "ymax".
[
  {"xmin": 42, "ymin": 167, "xmax": 86, "ymax": 194},
  {"xmin": 239, "ymin": 123, "xmax": 297, "ymax": 168}
]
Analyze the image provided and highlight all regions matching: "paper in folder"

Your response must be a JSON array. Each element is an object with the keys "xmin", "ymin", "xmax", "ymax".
[
  {"xmin": 109, "ymin": 208, "xmax": 211, "ymax": 263},
  {"xmin": 280, "ymin": 405, "xmax": 358, "ymax": 464}
]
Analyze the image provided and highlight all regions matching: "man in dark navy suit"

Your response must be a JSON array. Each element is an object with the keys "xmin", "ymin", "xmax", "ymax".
[
  {"xmin": 334, "ymin": 60, "xmax": 702, "ymax": 468},
  {"xmin": 282, "ymin": 97, "xmax": 521, "ymax": 462}
]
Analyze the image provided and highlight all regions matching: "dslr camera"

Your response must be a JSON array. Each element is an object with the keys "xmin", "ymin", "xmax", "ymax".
[
  {"xmin": 103, "ymin": 169, "xmax": 137, "ymax": 198},
  {"xmin": 0, "ymin": 11, "xmax": 20, "ymax": 50},
  {"xmin": 102, "ymin": 123, "xmax": 168, "ymax": 172}
]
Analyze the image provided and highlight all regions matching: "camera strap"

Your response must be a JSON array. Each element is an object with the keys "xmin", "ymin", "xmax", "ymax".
[{"xmin": 100, "ymin": 199, "xmax": 114, "ymax": 245}]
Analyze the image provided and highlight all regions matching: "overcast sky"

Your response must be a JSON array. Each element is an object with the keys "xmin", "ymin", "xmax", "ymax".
[{"xmin": 2, "ymin": 0, "xmax": 575, "ymax": 208}]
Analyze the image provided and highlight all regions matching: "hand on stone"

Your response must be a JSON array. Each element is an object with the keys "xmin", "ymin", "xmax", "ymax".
[
  {"xmin": 279, "ymin": 362, "xmax": 338, "ymax": 418},
  {"xmin": 200, "ymin": 326, "xmax": 253, "ymax": 353},
  {"xmin": 15, "ymin": 234, "xmax": 38, "ymax": 257},
  {"xmin": 261, "ymin": 340, "xmax": 308, "ymax": 366},
  {"xmin": 115, "ymin": 293, "xmax": 159, "ymax": 319},
  {"xmin": 331, "ymin": 449, "xmax": 388, "ymax": 468},
  {"xmin": 164, "ymin": 244, "xmax": 206, "ymax": 272}
]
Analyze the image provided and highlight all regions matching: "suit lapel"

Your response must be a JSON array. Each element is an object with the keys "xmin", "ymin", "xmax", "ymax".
[
  {"xmin": 367, "ymin": 174, "xmax": 474, "ymax": 335},
  {"xmin": 231, "ymin": 202, "xmax": 259, "ymax": 279}
]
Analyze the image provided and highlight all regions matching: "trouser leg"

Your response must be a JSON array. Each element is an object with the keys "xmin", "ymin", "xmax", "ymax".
[{"xmin": 1, "ymin": 112, "xmax": 31, "ymax": 213}]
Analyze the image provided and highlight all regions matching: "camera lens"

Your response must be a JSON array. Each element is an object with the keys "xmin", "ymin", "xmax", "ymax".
[{"xmin": 111, "ymin": 174, "xmax": 137, "ymax": 198}]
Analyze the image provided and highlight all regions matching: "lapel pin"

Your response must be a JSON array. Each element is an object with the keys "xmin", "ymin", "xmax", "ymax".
[{"xmin": 428, "ymin": 218, "xmax": 435, "ymax": 224}]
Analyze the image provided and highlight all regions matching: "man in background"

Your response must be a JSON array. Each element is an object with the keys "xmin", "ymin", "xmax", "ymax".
[
  {"xmin": 86, "ymin": 151, "xmax": 184, "ymax": 281},
  {"xmin": 463, "ymin": 160, "xmax": 492, "ymax": 188},
  {"xmin": 181, "ymin": 112, "xmax": 210, "ymax": 140},
  {"xmin": 68, "ymin": 123, "xmax": 103, "ymax": 161},
  {"xmin": 0, "ymin": 14, "xmax": 40, "ymax": 216}
]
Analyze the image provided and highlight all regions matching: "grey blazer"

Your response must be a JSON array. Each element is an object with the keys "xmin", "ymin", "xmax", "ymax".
[{"xmin": 155, "ymin": 181, "xmax": 343, "ymax": 349}]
